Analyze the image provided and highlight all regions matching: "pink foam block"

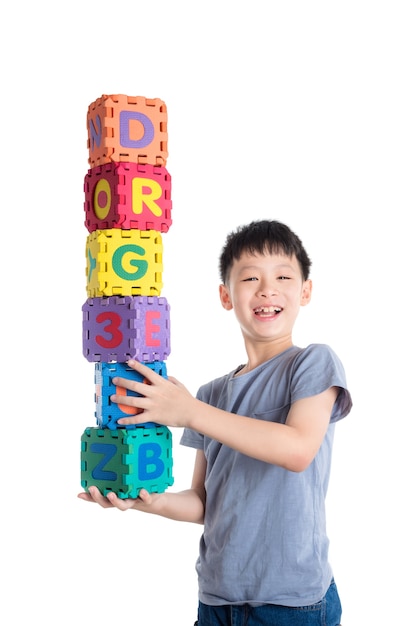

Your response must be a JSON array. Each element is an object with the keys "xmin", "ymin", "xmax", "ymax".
[{"xmin": 84, "ymin": 162, "xmax": 172, "ymax": 233}]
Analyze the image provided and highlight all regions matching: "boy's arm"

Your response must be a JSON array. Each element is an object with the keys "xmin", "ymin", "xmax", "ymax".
[
  {"xmin": 187, "ymin": 389, "xmax": 337, "ymax": 472},
  {"xmin": 78, "ymin": 449, "xmax": 207, "ymax": 523},
  {"xmin": 114, "ymin": 360, "xmax": 338, "ymax": 472}
]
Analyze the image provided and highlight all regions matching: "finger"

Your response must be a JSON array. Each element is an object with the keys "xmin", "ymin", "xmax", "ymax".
[
  {"xmin": 110, "ymin": 392, "xmax": 147, "ymax": 409},
  {"xmin": 87, "ymin": 486, "xmax": 115, "ymax": 508},
  {"xmin": 117, "ymin": 414, "xmax": 150, "ymax": 426},
  {"xmin": 167, "ymin": 375, "xmax": 186, "ymax": 389},
  {"xmin": 126, "ymin": 359, "xmax": 163, "ymax": 383},
  {"xmin": 105, "ymin": 491, "xmax": 134, "ymax": 511},
  {"xmin": 77, "ymin": 492, "xmax": 93, "ymax": 502},
  {"xmin": 138, "ymin": 488, "xmax": 152, "ymax": 504},
  {"xmin": 87, "ymin": 487, "xmax": 109, "ymax": 506},
  {"xmin": 111, "ymin": 377, "xmax": 150, "ymax": 394}
]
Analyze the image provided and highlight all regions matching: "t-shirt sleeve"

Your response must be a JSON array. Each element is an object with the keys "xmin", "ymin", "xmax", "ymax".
[
  {"xmin": 291, "ymin": 344, "xmax": 352, "ymax": 423},
  {"xmin": 179, "ymin": 386, "xmax": 206, "ymax": 450},
  {"xmin": 180, "ymin": 427, "xmax": 204, "ymax": 449}
]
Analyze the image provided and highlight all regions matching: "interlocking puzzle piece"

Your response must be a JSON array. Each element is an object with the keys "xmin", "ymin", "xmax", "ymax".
[
  {"xmin": 80, "ymin": 425, "xmax": 174, "ymax": 498},
  {"xmin": 86, "ymin": 228, "xmax": 163, "ymax": 297},
  {"xmin": 94, "ymin": 360, "xmax": 168, "ymax": 430},
  {"xmin": 87, "ymin": 94, "xmax": 168, "ymax": 168},
  {"xmin": 84, "ymin": 162, "xmax": 172, "ymax": 233},
  {"xmin": 82, "ymin": 295, "xmax": 171, "ymax": 363}
]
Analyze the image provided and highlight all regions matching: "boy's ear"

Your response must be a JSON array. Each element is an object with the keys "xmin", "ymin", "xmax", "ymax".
[
  {"xmin": 219, "ymin": 284, "xmax": 233, "ymax": 310},
  {"xmin": 300, "ymin": 279, "xmax": 312, "ymax": 306}
]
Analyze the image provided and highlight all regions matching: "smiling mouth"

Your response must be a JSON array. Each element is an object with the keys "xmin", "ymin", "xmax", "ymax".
[{"xmin": 254, "ymin": 306, "xmax": 282, "ymax": 316}]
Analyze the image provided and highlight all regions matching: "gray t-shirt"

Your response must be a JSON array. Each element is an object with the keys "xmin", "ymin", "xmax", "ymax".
[{"xmin": 180, "ymin": 343, "xmax": 352, "ymax": 607}]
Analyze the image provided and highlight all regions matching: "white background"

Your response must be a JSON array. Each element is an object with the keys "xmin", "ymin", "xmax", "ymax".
[{"xmin": 1, "ymin": 2, "xmax": 417, "ymax": 624}]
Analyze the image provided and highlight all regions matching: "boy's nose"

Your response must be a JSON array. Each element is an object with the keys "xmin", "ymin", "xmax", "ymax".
[{"xmin": 258, "ymin": 282, "xmax": 278, "ymax": 296}]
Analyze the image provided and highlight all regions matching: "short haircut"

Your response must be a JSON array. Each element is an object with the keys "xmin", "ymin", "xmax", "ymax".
[{"xmin": 219, "ymin": 219, "xmax": 312, "ymax": 284}]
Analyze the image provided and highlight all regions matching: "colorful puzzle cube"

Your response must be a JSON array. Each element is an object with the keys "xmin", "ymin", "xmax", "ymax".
[
  {"xmin": 86, "ymin": 228, "xmax": 163, "ymax": 297},
  {"xmin": 80, "ymin": 425, "xmax": 174, "ymax": 498},
  {"xmin": 94, "ymin": 360, "xmax": 167, "ymax": 429},
  {"xmin": 87, "ymin": 94, "xmax": 168, "ymax": 168},
  {"xmin": 82, "ymin": 295, "xmax": 171, "ymax": 363},
  {"xmin": 84, "ymin": 162, "xmax": 172, "ymax": 233}
]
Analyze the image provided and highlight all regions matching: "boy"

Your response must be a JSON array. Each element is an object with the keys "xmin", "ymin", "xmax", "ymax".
[{"xmin": 79, "ymin": 219, "xmax": 352, "ymax": 626}]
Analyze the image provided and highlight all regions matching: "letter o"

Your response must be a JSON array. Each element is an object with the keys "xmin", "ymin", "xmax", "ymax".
[{"xmin": 93, "ymin": 178, "xmax": 111, "ymax": 220}]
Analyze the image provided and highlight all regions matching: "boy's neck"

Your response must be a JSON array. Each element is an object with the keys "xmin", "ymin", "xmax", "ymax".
[{"xmin": 238, "ymin": 337, "xmax": 294, "ymax": 375}]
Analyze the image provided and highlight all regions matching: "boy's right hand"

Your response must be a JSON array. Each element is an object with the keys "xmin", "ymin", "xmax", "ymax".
[{"xmin": 77, "ymin": 486, "xmax": 162, "ymax": 512}]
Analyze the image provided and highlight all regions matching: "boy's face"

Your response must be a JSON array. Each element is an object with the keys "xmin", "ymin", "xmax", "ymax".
[{"xmin": 219, "ymin": 251, "xmax": 312, "ymax": 346}]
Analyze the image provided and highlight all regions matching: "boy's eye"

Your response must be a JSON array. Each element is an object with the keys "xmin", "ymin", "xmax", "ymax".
[{"xmin": 242, "ymin": 276, "xmax": 291, "ymax": 282}]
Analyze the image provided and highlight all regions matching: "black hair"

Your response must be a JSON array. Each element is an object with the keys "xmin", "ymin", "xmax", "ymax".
[{"xmin": 219, "ymin": 219, "xmax": 312, "ymax": 284}]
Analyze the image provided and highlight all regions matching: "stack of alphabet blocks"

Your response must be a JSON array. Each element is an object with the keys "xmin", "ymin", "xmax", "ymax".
[{"xmin": 80, "ymin": 94, "xmax": 174, "ymax": 498}]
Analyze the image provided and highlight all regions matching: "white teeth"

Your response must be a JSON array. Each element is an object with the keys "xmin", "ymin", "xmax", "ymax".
[{"xmin": 255, "ymin": 306, "xmax": 281, "ymax": 313}]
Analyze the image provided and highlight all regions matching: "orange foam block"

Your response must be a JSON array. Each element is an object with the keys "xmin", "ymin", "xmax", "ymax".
[{"xmin": 87, "ymin": 94, "xmax": 168, "ymax": 168}]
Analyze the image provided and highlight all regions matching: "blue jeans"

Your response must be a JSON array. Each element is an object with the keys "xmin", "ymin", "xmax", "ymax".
[{"xmin": 194, "ymin": 580, "xmax": 342, "ymax": 625}]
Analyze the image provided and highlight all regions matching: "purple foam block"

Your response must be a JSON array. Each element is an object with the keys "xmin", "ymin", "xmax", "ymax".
[{"xmin": 82, "ymin": 295, "xmax": 171, "ymax": 363}]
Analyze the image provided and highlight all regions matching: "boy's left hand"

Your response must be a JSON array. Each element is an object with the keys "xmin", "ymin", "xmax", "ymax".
[{"xmin": 111, "ymin": 359, "xmax": 193, "ymax": 429}]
